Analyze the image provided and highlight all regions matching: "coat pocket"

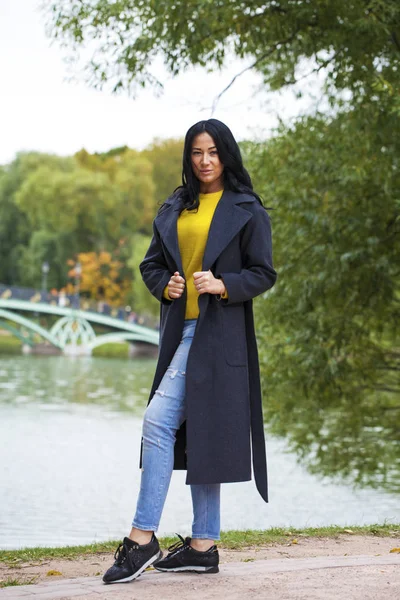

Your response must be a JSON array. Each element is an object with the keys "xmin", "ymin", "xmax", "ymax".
[{"xmin": 220, "ymin": 304, "xmax": 248, "ymax": 367}]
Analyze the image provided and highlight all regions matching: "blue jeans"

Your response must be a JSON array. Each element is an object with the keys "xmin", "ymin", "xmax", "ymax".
[{"xmin": 132, "ymin": 319, "xmax": 221, "ymax": 540}]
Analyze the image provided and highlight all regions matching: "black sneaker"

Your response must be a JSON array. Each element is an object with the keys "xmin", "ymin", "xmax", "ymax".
[
  {"xmin": 154, "ymin": 534, "xmax": 219, "ymax": 574},
  {"xmin": 103, "ymin": 534, "xmax": 162, "ymax": 584}
]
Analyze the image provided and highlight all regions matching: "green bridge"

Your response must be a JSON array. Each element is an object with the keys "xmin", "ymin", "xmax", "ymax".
[{"xmin": 0, "ymin": 299, "xmax": 159, "ymax": 355}]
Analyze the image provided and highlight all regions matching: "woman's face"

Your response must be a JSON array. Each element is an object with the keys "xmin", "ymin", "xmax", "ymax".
[{"xmin": 191, "ymin": 132, "xmax": 224, "ymax": 193}]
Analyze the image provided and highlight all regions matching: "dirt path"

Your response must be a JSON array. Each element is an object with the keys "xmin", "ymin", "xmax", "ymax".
[{"xmin": 1, "ymin": 535, "xmax": 399, "ymax": 599}]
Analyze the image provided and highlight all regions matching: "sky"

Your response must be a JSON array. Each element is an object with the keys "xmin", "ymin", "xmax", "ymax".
[{"xmin": 0, "ymin": 0, "xmax": 319, "ymax": 165}]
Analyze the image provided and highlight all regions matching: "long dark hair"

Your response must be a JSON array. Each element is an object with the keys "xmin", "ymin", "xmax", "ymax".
[{"xmin": 172, "ymin": 119, "xmax": 263, "ymax": 211}]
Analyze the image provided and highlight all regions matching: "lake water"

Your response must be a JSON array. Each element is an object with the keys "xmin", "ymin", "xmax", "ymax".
[{"xmin": 0, "ymin": 354, "xmax": 398, "ymax": 550}]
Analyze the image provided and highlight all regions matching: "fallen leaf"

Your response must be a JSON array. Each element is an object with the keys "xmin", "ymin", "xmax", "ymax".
[
  {"xmin": 242, "ymin": 558, "xmax": 255, "ymax": 562},
  {"xmin": 389, "ymin": 548, "xmax": 400, "ymax": 553},
  {"xmin": 291, "ymin": 539, "xmax": 298, "ymax": 545},
  {"xmin": 343, "ymin": 529, "xmax": 354, "ymax": 534},
  {"xmin": 46, "ymin": 570, "xmax": 63, "ymax": 577}
]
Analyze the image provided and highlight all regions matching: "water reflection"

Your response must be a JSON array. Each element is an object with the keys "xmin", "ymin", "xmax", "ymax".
[
  {"xmin": 0, "ymin": 355, "xmax": 153, "ymax": 415},
  {"xmin": 0, "ymin": 354, "xmax": 398, "ymax": 549}
]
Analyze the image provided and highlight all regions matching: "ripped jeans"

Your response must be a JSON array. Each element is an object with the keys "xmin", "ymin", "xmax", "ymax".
[{"xmin": 132, "ymin": 319, "xmax": 221, "ymax": 540}]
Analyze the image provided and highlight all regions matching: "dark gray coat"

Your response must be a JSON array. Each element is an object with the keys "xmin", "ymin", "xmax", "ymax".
[{"xmin": 140, "ymin": 190, "xmax": 277, "ymax": 502}]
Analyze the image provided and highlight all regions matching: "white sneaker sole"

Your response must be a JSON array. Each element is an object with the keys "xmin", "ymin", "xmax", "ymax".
[
  {"xmin": 154, "ymin": 565, "xmax": 219, "ymax": 574},
  {"xmin": 104, "ymin": 550, "xmax": 163, "ymax": 584}
]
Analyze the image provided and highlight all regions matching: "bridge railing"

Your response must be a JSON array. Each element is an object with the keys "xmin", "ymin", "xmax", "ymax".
[{"xmin": 0, "ymin": 284, "xmax": 157, "ymax": 329}]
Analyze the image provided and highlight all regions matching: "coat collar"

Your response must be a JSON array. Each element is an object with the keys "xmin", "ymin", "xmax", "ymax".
[{"xmin": 154, "ymin": 190, "xmax": 255, "ymax": 272}]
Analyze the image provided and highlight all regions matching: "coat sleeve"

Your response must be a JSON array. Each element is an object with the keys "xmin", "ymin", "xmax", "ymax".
[
  {"xmin": 218, "ymin": 207, "xmax": 277, "ymax": 305},
  {"xmin": 139, "ymin": 222, "xmax": 173, "ymax": 305}
]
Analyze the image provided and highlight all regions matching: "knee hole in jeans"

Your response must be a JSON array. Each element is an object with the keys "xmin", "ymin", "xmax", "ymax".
[{"xmin": 166, "ymin": 368, "xmax": 186, "ymax": 379}]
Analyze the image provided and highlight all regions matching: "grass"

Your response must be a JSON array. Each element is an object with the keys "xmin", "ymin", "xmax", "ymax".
[
  {"xmin": 0, "ymin": 335, "xmax": 22, "ymax": 354},
  {"xmin": 0, "ymin": 524, "xmax": 398, "ymax": 564},
  {"xmin": 0, "ymin": 333, "xmax": 131, "ymax": 359},
  {"xmin": 0, "ymin": 577, "xmax": 37, "ymax": 588},
  {"xmin": 92, "ymin": 342, "xmax": 130, "ymax": 358}
]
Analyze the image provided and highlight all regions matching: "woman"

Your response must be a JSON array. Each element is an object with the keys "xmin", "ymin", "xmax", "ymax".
[{"xmin": 103, "ymin": 119, "xmax": 277, "ymax": 584}]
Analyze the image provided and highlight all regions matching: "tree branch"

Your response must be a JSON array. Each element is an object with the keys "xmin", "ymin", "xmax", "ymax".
[
  {"xmin": 362, "ymin": 385, "xmax": 400, "ymax": 394},
  {"xmin": 210, "ymin": 31, "xmax": 299, "ymax": 115},
  {"xmin": 284, "ymin": 53, "xmax": 337, "ymax": 86},
  {"xmin": 392, "ymin": 31, "xmax": 400, "ymax": 53}
]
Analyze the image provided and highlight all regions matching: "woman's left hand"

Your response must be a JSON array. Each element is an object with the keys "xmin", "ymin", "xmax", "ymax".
[{"xmin": 193, "ymin": 270, "xmax": 226, "ymax": 295}]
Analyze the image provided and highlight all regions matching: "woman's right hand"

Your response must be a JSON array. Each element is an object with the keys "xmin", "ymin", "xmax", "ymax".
[{"xmin": 167, "ymin": 271, "xmax": 185, "ymax": 299}]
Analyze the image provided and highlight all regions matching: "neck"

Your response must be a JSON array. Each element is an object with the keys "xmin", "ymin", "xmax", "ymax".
[{"xmin": 199, "ymin": 179, "xmax": 224, "ymax": 194}]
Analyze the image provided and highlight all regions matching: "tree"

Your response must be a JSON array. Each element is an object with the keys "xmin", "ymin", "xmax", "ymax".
[
  {"xmin": 75, "ymin": 147, "xmax": 157, "ymax": 235},
  {"xmin": 0, "ymin": 144, "xmax": 180, "ymax": 292},
  {"xmin": 45, "ymin": 1, "xmax": 400, "ymax": 105},
  {"xmin": 143, "ymin": 139, "xmax": 183, "ymax": 203},
  {"xmin": 16, "ymin": 230, "xmax": 61, "ymax": 289},
  {"xmin": 244, "ymin": 95, "xmax": 399, "ymax": 492},
  {"xmin": 0, "ymin": 152, "xmax": 72, "ymax": 285},
  {"xmin": 34, "ymin": 1, "xmax": 400, "ymax": 488},
  {"xmin": 128, "ymin": 233, "xmax": 160, "ymax": 317},
  {"xmin": 67, "ymin": 250, "xmax": 132, "ymax": 306}
]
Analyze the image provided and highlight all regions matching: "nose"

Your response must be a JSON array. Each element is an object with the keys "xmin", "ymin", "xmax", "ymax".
[{"xmin": 201, "ymin": 153, "xmax": 210, "ymax": 166}]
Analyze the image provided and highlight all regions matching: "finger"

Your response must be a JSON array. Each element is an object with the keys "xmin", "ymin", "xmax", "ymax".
[
  {"xmin": 194, "ymin": 274, "xmax": 206, "ymax": 285},
  {"xmin": 170, "ymin": 275, "xmax": 185, "ymax": 285},
  {"xmin": 172, "ymin": 272, "xmax": 185, "ymax": 283},
  {"xmin": 172, "ymin": 275, "xmax": 185, "ymax": 284},
  {"xmin": 170, "ymin": 286, "xmax": 185, "ymax": 293},
  {"xmin": 196, "ymin": 275, "xmax": 208, "ymax": 285},
  {"xmin": 193, "ymin": 271, "xmax": 206, "ymax": 280},
  {"xmin": 196, "ymin": 281, "xmax": 208, "ymax": 292},
  {"xmin": 169, "ymin": 287, "xmax": 183, "ymax": 296}
]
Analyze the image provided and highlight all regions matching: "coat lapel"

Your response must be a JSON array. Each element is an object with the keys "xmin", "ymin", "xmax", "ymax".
[
  {"xmin": 202, "ymin": 190, "xmax": 253, "ymax": 271},
  {"xmin": 154, "ymin": 191, "xmax": 255, "ymax": 275}
]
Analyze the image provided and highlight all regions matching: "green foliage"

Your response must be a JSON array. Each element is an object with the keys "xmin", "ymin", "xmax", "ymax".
[
  {"xmin": 128, "ymin": 233, "xmax": 160, "ymax": 317},
  {"xmin": 143, "ymin": 138, "xmax": 183, "ymax": 203},
  {"xmin": 247, "ymin": 93, "xmax": 400, "ymax": 493},
  {"xmin": 0, "ymin": 335, "xmax": 22, "ymax": 355},
  {"xmin": 0, "ymin": 153, "xmax": 52, "ymax": 284},
  {"xmin": 44, "ymin": 0, "xmax": 400, "ymax": 105},
  {"xmin": 92, "ymin": 342, "xmax": 129, "ymax": 358},
  {"xmin": 0, "ymin": 578, "xmax": 37, "ymax": 588},
  {"xmin": 0, "ymin": 140, "xmax": 180, "ymax": 306}
]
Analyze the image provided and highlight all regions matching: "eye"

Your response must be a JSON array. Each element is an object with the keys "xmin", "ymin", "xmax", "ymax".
[
  {"xmin": 210, "ymin": 150, "xmax": 218, "ymax": 155},
  {"xmin": 192, "ymin": 151, "xmax": 202, "ymax": 155}
]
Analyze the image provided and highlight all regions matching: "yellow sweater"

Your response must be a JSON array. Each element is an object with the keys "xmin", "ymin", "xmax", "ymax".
[{"xmin": 163, "ymin": 190, "xmax": 227, "ymax": 319}]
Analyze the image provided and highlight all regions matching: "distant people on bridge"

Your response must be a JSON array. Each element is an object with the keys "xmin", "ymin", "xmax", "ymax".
[
  {"xmin": 128, "ymin": 311, "xmax": 138, "ymax": 324},
  {"xmin": 58, "ymin": 290, "xmax": 67, "ymax": 308},
  {"xmin": 103, "ymin": 119, "xmax": 277, "ymax": 584}
]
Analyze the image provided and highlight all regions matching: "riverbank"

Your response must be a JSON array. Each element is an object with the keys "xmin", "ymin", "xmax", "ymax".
[
  {"xmin": 0, "ymin": 332, "xmax": 132, "ymax": 358},
  {"xmin": 1, "ymin": 525, "xmax": 399, "ymax": 591}
]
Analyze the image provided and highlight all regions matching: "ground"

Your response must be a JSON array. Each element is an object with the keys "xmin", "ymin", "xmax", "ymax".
[{"xmin": 1, "ymin": 534, "xmax": 399, "ymax": 599}]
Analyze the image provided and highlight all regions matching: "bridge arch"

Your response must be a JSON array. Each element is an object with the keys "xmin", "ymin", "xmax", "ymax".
[
  {"xmin": 0, "ymin": 308, "xmax": 63, "ymax": 349},
  {"xmin": 0, "ymin": 299, "xmax": 159, "ymax": 354}
]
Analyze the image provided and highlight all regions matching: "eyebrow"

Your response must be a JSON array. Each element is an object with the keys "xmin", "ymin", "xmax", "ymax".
[{"xmin": 192, "ymin": 146, "xmax": 217, "ymax": 150}]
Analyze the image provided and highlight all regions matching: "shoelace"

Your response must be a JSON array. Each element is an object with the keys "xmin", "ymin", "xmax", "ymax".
[
  {"xmin": 166, "ymin": 533, "xmax": 189, "ymax": 556},
  {"xmin": 114, "ymin": 540, "xmax": 139, "ymax": 567}
]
